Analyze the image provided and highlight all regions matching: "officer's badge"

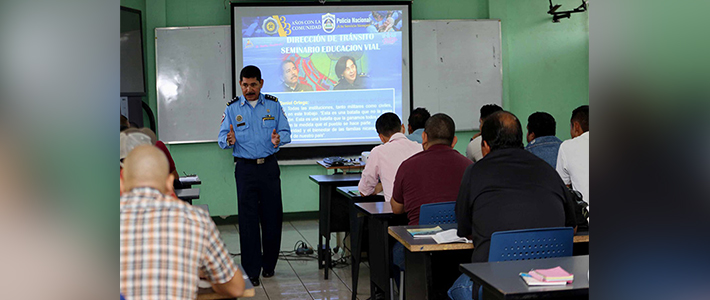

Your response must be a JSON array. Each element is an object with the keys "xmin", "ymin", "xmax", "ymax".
[{"xmin": 236, "ymin": 115, "xmax": 243, "ymax": 122}]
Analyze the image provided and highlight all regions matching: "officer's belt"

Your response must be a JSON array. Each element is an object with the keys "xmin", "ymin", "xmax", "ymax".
[{"xmin": 235, "ymin": 154, "xmax": 275, "ymax": 165}]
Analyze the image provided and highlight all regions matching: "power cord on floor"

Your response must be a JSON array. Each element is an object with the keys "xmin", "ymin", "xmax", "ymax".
[{"xmin": 279, "ymin": 240, "xmax": 318, "ymax": 261}]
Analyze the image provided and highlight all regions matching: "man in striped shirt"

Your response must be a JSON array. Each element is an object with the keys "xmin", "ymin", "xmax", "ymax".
[{"xmin": 120, "ymin": 145, "xmax": 244, "ymax": 299}]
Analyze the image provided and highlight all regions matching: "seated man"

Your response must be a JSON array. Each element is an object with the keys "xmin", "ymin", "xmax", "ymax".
[
  {"xmin": 525, "ymin": 111, "xmax": 563, "ymax": 168},
  {"xmin": 120, "ymin": 145, "xmax": 245, "ymax": 299},
  {"xmin": 450, "ymin": 111, "xmax": 577, "ymax": 300},
  {"xmin": 557, "ymin": 105, "xmax": 590, "ymax": 206},
  {"xmin": 406, "ymin": 107, "xmax": 430, "ymax": 143},
  {"xmin": 390, "ymin": 113, "xmax": 472, "ymax": 275},
  {"xmin": 466, "ymin": 104, "xmax": 503, "ymax": 162},
  {"xmin": 392, "ymin": 113, "xmax": 472, "ymax": 225},
  {"xmin": 358, "ymin": 112, "xmax": 422, "ymax": 201}
]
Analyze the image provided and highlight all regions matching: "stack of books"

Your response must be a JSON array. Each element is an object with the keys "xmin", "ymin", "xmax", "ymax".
[{"xmin": 519, "ymin": 266, "xmax": 574, "ymax": 286}]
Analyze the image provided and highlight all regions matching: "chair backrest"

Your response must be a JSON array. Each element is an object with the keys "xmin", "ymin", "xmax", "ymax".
[
  {"xmin": 488, "ymin": 227, "xmax": 573, "ymax": 262},
  {"xmin": 419, "ymin": 201, "xmax": 456, "ymax": 225}
]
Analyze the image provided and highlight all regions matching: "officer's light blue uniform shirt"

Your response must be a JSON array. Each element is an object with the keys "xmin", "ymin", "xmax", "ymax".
[
  {"xmin": 406, "ymin": 128, "xmax": 425, "ymax": 144},
  {"xmin": 218, "ymin": 93, "xmax": 291, "ymax": 159}
]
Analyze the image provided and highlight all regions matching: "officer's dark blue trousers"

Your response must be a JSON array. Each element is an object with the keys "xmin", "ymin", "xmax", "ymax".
[{"xmin": 234, "ymin": 155, "xmax": 283, "ymax": 279}]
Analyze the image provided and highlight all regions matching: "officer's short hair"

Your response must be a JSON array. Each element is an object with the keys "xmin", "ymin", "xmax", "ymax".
[
  {"xmin": 375, "ymin": 112, "xmax": 401, "ymax": 137},
  {"xmin": 571, "ymin": 105, "xmax": 589, "ymax": 132},
  {"xmin": 480, "ymin": 104, "xmax": 503, "ymax": 120},
  {"xmin": 335, "ymin": 56, "xmax": 356, "ymax": 79},
  {"xmin": 424, "ymin": 113, "xmax": 455, "ymax": 146},
  {"xmin": 408, "ymin": 107, "xmax": 430, "ymax": 131},
  {"xmin": 240, "ymin": 65, "xmax": 262, "ymax": 81},
  {"xmin": 527, "ymin": 112, "xmax": 556, "ymax": 137},
  {"xmin": 481, "ymin": 111, "xmax": 524, "ymax": 151}
]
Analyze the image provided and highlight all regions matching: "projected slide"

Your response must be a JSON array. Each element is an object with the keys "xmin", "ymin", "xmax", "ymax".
[{"xmin": 234, "ymin": 6, "xmax": 410, "ymax": 146}]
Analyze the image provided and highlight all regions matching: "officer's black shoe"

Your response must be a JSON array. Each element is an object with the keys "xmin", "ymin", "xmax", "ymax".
[
  {"xmin": 262, "ymin": 270, "xmax": 275, "ymax": 278},
  {"xmin": 249, "ymin": 276, "xmax": 260, "ymax": 286}
]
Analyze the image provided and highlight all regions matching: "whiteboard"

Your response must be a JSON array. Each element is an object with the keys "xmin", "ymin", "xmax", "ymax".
[
  {"xmin": 412, "ymin": 20, "xmax": 502, "ymax": 131},
  {"xmin": 155, "ymin": 26, "xmax": 232, "ymax": 144}
]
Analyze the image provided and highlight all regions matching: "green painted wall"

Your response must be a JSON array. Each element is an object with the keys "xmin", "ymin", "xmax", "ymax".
[
  {"xmin": 126, "ymin": 0, "xmax": 588, "ymax": 216},
  {"xmin": 490, "ymin": 0, "xmax": 589, "ymax": 140}
]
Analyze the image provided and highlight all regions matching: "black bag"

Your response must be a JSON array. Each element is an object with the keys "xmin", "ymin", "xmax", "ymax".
[{"xmin": 568, "ymin": 188, "xmax": 589, "ymax": 231}]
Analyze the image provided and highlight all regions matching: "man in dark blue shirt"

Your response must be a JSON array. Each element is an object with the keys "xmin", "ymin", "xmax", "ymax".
[
  {"xmin": 525, "ymin": 112, "xmax": 563, "ymax": 168},
  {"xmin": 450, "ymin": 111, "xmax": 576, "ymax": 300}
]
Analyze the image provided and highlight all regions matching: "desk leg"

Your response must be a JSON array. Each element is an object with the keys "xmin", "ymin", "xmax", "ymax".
[
  {"xmin": 404, "ymin": 250, "xmax": 432, "ymax": 300},
  {"xmin": 317, "ymin": 184, "xmax": 332, "ymax": 280},
  {"xmin": 369, "ymin": 218, "xmax": 392, "ymax": 300},
  {"xmin": 350, "ymin": 200, "xmax": 364, "ymax": 300}
]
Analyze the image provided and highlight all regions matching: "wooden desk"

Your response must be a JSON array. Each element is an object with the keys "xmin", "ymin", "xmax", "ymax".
[
  {"xmin": 353, "ymin": 201, "xmax": 408, "ymax": 300},
  {"xmin": 388, "ymin": 225, "xmax": 590, "ymax": 300},
  {"xmin": 308, "ymin": 174, "xmax": 362, "ymax": 279},
  {"xmin": 389, "ymin": 224, "xmax": 474, "ymax": 300},
  {"xmin": 197, "ymin": 265, "xmax": 255, "ymax": 299},
  {"xmin": 176, "ymin": 188, "xmax": 200, "ymax": 204},
  {"xmin": 460, "ymin": 255, "xmax": 589, "ymax": 300},
  {"xmin": 317, "ymin": 160, "xmax": 365, "ymax": 174},
  {"xmin": 389, "ymin": 224, "xmax": 474, "ymax": 252}
]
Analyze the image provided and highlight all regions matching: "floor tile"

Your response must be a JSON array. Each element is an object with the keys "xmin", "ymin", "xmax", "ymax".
[{"xmin": 215, "ymin": 219, "xmax": 374, "ymax": 300}]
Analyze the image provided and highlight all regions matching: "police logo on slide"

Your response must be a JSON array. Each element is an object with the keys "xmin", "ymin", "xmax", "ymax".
[
  {"xmin": 322, "ymin": 13, "xmax": 336, "ymax": 33},
  {"xmin": 262, "ymin": 17, "xmax": 279, "ymax": 35}
]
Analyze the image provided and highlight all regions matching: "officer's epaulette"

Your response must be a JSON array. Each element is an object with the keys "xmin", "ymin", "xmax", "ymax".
[
  {"xmin": 264, "ymin": 94, "xmax": 278, "ymax": 102},
  {"xmin": 226, "ymin": 97, "xmax": 239, "ymax": 106}
]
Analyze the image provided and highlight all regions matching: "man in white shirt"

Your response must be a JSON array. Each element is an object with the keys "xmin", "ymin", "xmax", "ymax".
[
  {"xmin": 466, "ymin": 104, "xmax": 503, "ymax": 162},
  {"xmin": 557, "ymin": 105, "xmax": 590, "ymax": 206},
  {"xmin": 359, "ymin": 112, "xmax": 422, "ymax": 201}
]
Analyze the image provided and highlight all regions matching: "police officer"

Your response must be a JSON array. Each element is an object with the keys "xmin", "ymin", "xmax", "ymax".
[{"xmin": 218, "ymin": 65, "xmax": 291, "ymax": 286}]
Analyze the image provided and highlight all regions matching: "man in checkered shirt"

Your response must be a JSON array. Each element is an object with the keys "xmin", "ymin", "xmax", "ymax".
[{"xmin": 120, "ymin": 145, "xmax": 245, "ymax": 299}]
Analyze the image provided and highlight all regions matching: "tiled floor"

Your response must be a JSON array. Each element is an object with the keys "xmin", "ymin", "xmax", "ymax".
[{"xmin": 217, "ymin": 219, "xmax": 372, "ymax": 300}]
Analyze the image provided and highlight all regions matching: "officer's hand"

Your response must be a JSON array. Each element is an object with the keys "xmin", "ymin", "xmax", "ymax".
[
  {"xmin": 227, "ymin": 124, "xmax": 236, "ymax": 145},
  {"xmin": 271, "ymin": 129, "xmax": 280, "ymax": 148}
]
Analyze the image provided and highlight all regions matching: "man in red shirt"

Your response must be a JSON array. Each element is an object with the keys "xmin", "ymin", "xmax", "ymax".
[
  {"xmin": 391, "ymin": 113, "xmax": 472, "ymax": 225},
  {"xmin": 390, "ymin": 113, "xmax": 472, "ymax": 281}
]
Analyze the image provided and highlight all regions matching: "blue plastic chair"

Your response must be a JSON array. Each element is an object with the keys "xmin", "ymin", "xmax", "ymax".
[
  {"xmin": 419, "ymin": 201, "xmax": 457, "ymax": 225},
  {"xmin": 488, "ymin": 227, "xmax": 574, "ymax": 262},
  {"xmin": 470, "ymin": 227, "xmax": 574, "ymax": 299}
]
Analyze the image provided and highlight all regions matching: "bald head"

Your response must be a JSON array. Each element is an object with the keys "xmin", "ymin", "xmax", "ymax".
[
  {"xmin": 481, "ymin": 111, "xmax": 524, "ymax": 152},
  {"xmin": 120, "ymin": 145, "xmax": 173, "ymax": 194}
]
